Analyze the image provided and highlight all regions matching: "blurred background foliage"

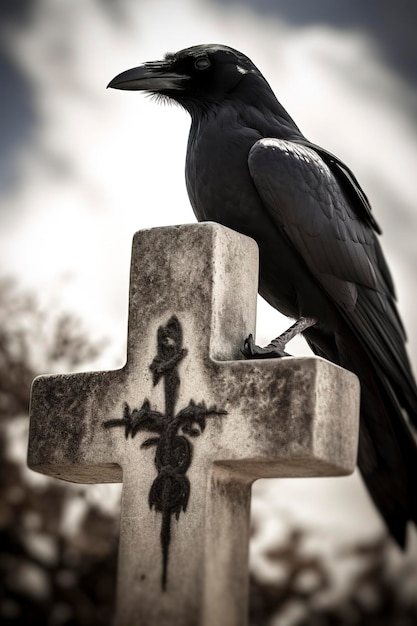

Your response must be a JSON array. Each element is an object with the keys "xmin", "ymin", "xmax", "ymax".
[{"xmin": 0, "ymin": 281, "xmax": 416, "ymax": 624}]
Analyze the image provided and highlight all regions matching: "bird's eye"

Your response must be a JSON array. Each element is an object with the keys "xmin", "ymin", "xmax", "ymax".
[{"xmin": 194, "ymin": 57, "xmax": 211, "ymax": 71}]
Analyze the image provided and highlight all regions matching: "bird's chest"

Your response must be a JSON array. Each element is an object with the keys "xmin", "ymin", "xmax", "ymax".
[
  {"xmin": 184, "ymin": 120, "xmax": 311, "ymax": 320},
  {"xmin": 185, "ymin": 123, "xmax": 263, "ymax": 231}
]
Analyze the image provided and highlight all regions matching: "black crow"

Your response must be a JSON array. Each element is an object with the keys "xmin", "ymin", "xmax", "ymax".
[{"xmin": 108, "ymin": 44, "xmax": 417, "ymax": 547}]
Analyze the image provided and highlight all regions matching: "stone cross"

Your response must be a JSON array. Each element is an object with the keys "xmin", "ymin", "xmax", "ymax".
[{"xmin": 28, "ymin": 223, "xmax": 359, "ymax": 626}]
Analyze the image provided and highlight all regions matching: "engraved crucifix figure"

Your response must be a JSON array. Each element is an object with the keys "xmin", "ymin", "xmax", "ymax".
[{"xmin": 104, "ymin": 314, "xmax": 227, "ymax": 589}]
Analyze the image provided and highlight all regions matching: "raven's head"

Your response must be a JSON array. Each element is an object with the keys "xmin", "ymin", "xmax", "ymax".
[{"xmin": 108, "ymin": 44, "xmax": 276, "ymax": 115}]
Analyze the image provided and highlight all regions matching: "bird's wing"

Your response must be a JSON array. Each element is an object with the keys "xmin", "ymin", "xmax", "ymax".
[
  {"xmin": 248, "ymin": 138, "xmax": 417, "ymax": 413},
  {"xmin": 294, "ymin": 138, "xmax": 382, "ymax": 235},
  {"xmin": 248, "ymin": 138, "xmax": 390, "ymax": 310}
]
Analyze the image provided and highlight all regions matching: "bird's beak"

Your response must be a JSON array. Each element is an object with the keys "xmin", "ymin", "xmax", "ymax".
[{"xmin": 107, "ymin": 61, "xmax": 188, "ymax": 92}]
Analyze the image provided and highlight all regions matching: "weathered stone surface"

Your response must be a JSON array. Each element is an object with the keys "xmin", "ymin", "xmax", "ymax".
[{"xmin": 28, "ymin": 223, "xmax": 360, "ymax": 626}]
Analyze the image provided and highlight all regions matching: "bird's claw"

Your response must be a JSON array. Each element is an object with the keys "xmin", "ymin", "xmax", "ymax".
[{"xmin": 242, "ymin": 334, "xmax": 289, "ymax": 359}]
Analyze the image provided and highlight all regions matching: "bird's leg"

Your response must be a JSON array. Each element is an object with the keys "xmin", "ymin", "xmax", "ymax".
[{"xmin": 243, "ymin": 317, "xmax": 317, "ymax": 359}]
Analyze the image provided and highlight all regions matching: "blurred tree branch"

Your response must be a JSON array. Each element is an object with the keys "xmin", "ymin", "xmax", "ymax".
[
  {"xmin": 0, "ymin": 279, "xmax": 103, "ymax": 419},
  {"xmin": 0, "ymin": 278, "xmax": 117, "ymax": 626}
]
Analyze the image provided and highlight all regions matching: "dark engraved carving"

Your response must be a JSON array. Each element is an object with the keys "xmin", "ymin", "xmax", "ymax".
[{"xmin": 103, "ymin": 315, "xmax": 227, "ymax": 589}]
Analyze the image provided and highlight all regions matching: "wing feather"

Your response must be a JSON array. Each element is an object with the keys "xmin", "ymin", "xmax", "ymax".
[{"xmin": 248, "ymin": 139, "xmax": 389, "ymax": 309}]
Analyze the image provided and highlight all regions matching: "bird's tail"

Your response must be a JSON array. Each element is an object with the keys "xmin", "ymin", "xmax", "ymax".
[
  {"xmin": 307, "ymin": 329, "xmax": 417, "ymax": 547},
  {"xmin": 357, "ymin": 364, "xmax": 417, "ymax": 547}
]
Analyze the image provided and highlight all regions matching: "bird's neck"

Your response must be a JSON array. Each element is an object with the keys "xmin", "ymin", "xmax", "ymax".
[
  {"xmin": 189, "ymin": 98, "xmax": 304, "ymax": 144},
  {"xmin": 232, "ymin": 75, "xmax": 304, "ymax": 140}
]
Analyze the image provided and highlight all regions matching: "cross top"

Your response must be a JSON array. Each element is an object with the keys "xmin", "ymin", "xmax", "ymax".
[{"xmin": 28, "ymin": 223, "xmax": 359, "ymax": 626}]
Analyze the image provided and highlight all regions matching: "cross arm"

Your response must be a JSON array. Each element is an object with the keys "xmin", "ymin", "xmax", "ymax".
[
  {"xmin": 28, "ymin": 369, "xmax": 127, "ymax": 483},
  {"xmin": 204, "ymin": 355, "xmax": 360, "ymax": 479}
]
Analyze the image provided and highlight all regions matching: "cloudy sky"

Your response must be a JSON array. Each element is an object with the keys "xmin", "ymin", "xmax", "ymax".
[
  {"xmin": 1, "ymin": 0, "xmax": 417, "ymax": 584},
  {"xmin": 2, "ymin": 0, "xmax": 417, "ymax": 355}
]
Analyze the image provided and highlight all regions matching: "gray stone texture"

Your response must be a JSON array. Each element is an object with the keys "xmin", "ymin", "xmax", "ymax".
[{"xmin": 28, "ymin": 223, "xmax": 360, "ymax": 626}]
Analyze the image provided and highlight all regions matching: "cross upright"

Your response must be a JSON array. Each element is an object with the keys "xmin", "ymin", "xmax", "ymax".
[{"xmin": 28, "ymin": 222, "xmax": 360, "ymax": 626}]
